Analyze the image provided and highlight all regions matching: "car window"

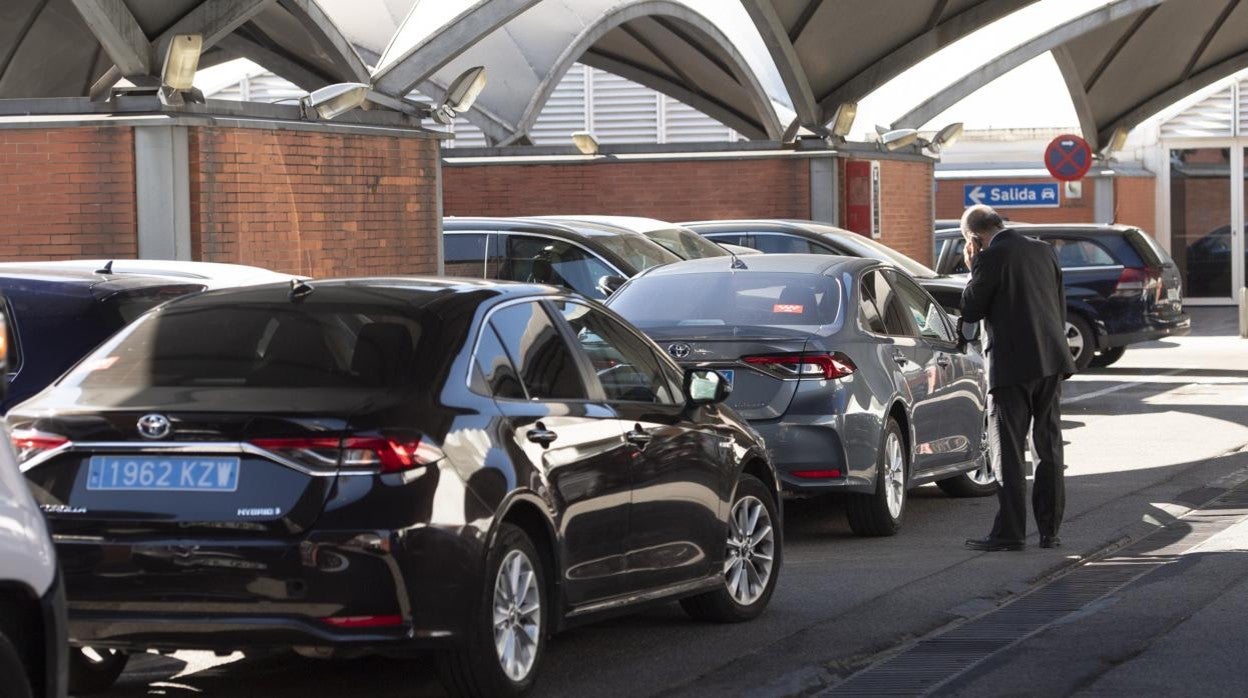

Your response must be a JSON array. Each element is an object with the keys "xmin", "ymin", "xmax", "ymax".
[
  {"xmin": 749, "ymin": 233, "xmax": 819, "ymax": 254},
  {"xmin": 644, "ymin": 228, "xmax": 728, "ymax": 259},
  {"xmin": 702, "ymin": 232, "xmax": 751, "ymax": 248},
  {"xmin": 887, "ymin": 271, "xmax": 954, "ymax": 342},
  {"xmin": 857, "ymin": 280, "xmax": 888, "ymax": 335},
  {"xmin": 555, "ymin": 301, "xmax": 680, "ymax": 404},
  {"xmin": 444, "ymin": 233, "xmax": 487, "ymax": 278},
  {"xmin": 494, "ymin": 235, "xmax": 617, "ymax": 300},
  {"xmin": 1126, "ymin": 229, "xmax": 1174, "ymax": 266},
  {"xmin": 860, "ymin": 270, "xmax": 914, "ymax": 336},
  {"xmin": 590, "ymin": 233, "xmax": 682, "ymax": 271},
  {"xmin": 949, "ymin": 238, "xmax": 969, "ymax": 274},
  {"xmin": 607, "ymin": 271, "xmax": 843, "ymax": 330},
  {"xmin": 471, "ymin": 323, "xmax": 526, "ymax": 399},
  {"xmin": 1048, "ymin": 238, "xmax": 1117, "ymax": 268},
  {"xmin": 488, "ymin": 301, "xmax": 587, "ymax": 400},
  {"xmin": 2, "ymin": 295, "xmax": 21, "ymax": 375}
]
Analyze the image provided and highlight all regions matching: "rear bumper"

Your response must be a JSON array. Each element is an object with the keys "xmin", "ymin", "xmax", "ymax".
[
  {"xmin": 1103, "ymin": 312, "xmax": 1191, "ymax": 348},
  {"xmin": 57, "ymin": 525, "xmax": 481, "ymax": 653},
  {"xmin": 751, "ymin": 417, "xmax": 867, "ymax": 494}
]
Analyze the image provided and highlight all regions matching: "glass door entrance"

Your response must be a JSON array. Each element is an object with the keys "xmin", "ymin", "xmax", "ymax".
[{"xmin": 1168, "ymin": 147, "xmax": 1242, "ymax": 302}]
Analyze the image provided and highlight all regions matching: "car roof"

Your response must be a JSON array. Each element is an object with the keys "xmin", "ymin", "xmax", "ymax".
[
  {"xmin": 13, "ymin": 259, "xmax": 303, "ymax": 288},
  {"xmin": 172, "ymin": 275, "xmax": 569, "ymax": 309},
  {"xmin": 445, "ymin": 215, "xmax": 651, "ymax": 240},
  {"xmin": 631, "ymin": 253, "xmax": 873, "ymax": 278},
  {"xmin": 1009, "ymin": 223, "xmax": 1139, "ymax": 235},
  {"xmin": 0, "ymin": 263, "xmax": 208, "ymax": 294},
  {"xmin": 679, "ymin": 218, "xmax": 857, "ymax": 238},
  {"xmin": 535, "ymin": 215, "xmax": 677, "ymax": 234}
]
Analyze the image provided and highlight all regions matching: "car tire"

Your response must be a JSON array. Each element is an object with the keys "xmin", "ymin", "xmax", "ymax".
[
  {"xmin": 1065, "ymin": 315, "xmax": 1095, "ymax": 372},
  {"xmin": 1090, "ymin": 345, "xmax": 1126, "ymax": 368},
  {"xmin": 67, "ymin": 647, "xmax": 128, "ymax": 694},
  {"xmin": 0, "ymin": 631, "xmax": 34, "ymax": 698},
  {"xmin": 846, "ymin": 418, "xmax": 907, "ymax": 537},
  {"xmin": 938, "ymin": 415, "xmax": 999, "ymax": 498},
  {"xmin": 437, "ymin": 523, "xmax": 546, "ymax": 698},
  {"xmin": 681, "ymin": 474, "xmax": 781, "ymax": 623}
]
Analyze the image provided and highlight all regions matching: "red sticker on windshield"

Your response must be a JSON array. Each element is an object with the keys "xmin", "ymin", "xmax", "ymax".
[{"xmin": 773, "ymin": 304, "xmax": 804, "ymax": 314}]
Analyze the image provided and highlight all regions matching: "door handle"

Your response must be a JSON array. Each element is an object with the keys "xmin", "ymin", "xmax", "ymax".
[
  {"xmin": 892, "ymin": 350, "xmax": 908, "ymax": 367},
  {"xmin": 625, "ymin": 424, "xmax": 653, "ymax": 447},
  {"xmin": 936, "ymin": 355, "xmax": 951, "ymax": 369},
  {"xmin": 526, "ymin": 422, "xmax": 558, "ymax": 447}
]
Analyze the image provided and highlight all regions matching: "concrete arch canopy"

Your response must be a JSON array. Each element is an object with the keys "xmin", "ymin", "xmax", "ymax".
[{"xmin": 371, "ymin": 0, "xmax": 782, "ymax": 145}]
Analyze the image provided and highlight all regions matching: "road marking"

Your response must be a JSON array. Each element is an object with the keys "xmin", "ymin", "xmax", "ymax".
[{"xmin": 1062, "ymin": 368, "xmax": 1186, "ymax": 405}]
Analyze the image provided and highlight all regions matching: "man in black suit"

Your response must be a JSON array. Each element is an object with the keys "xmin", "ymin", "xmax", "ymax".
[{"xmin": 959, "ymin": 205, "xmax": 1076, "ymax": 552}]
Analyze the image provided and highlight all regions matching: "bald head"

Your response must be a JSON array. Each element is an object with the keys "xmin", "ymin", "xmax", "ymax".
[{"xmin": 961, "ymin": 204, "xmax": 1004, "ymax": 240}]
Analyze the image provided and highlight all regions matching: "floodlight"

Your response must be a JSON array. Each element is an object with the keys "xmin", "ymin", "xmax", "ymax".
[
  {"xmin": 880, "ymin": 128, "xmax": 919, "ymax": 151},
  {"xmin": 302, "ymin": 82, "xmax": 371, "ymax": 120},
  {"xmin": 432, "ymin": 66, "xmax": 487, "ymax": 125},
  {"xmin": 930, "ymin": 122, "xmax": 964, "ymax": 152},
  {"xmin": 572, "ymin": 131, "xmax": 599, "ymax": 155},
  {"xmin": 828, "ymin": 102, "xmax": 857, "ymax": 139},
  {"xmin": 162, "ymin": 34, "xmax": 202, "ymax": 91}
]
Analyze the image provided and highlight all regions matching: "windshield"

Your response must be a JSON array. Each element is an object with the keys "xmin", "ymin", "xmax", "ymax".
[
  {"xmin": 827, "ymin": 233, "xmax": 938, "ymax": 278},
  {"xmin": 643, "ymin": 228, "xmax": 728, "ymax": 259},
  {"xmin": 62, "ymin": 301, "xmax": 428, "ymax": 393},
  {"xmin": 608, "ymin": 271, "xmax": 843, "ymax": 331},
  {"xmin": 592, "ymin": 233, "xmax": 682, "ymax": 271}
]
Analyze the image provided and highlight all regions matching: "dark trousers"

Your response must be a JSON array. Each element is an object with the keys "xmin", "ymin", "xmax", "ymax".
[{"xmin": 988, "ymin": 374, "xmax": 1065, "ymax": 542}]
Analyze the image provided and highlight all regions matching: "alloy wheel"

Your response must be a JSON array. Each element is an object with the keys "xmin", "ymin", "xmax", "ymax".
[
  {"xmin": 970, "ymin": 418, "xmax": 996, "ymax": 485},
  {"xmin": 724, "ymin": 495, "xmax": 775, "ymax": 606},
  {"xmin": 884, "ymin": 431, "xmax": 906, "ymax": 518},
  {"xmin": 492, "ymin": 550, "xmax": 541, "ymax": 682},
  {"xmin": 1064, "ymin": 321, "xmax": 1085, "ymax": 361}
]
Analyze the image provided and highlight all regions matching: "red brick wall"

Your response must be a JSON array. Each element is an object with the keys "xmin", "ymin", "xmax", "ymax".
[
  {"xmin": 188, "ymin": 128, "xmax": 439, "ymax": 278},
  {"xmin": 836, "ymin": 158, "xmax": 935, "ymax": 266},
  {"xmin": 1113, "ymin": 176, "xmax": 1156, "ymax": 233},
  {"xmin": 442, "ymin": 157, "xmax": 811, "ymax": 221},
  {"xmin": 935, "ymin": 176, "xmax": 1095, "ymax": 224},
  {"xmin": 0, "ymin": 127, "xmax": 136, "ymax": 260}
]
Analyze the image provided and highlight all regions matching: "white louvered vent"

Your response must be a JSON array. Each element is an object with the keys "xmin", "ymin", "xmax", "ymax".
[
  {"xmin": 1162, "ymin": 84, "xmax": 1234, "ymax": 138},
  {"xmin": 662, "ymin": 95, "xmax": 741, "ymax": 143},
  {"xmin": 210, "ymin": 72, "xmax": 306, "ymax": 104},
  {"xmin": 531, "ymin": 64, "xmax": 589, "ymax": 145},
  {"xmin": 588, "ymin": 67, "xmax": 660, "ymax": 143}
]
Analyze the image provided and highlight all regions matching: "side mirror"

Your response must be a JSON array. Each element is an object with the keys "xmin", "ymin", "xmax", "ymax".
[
  {"xmin": 596, "ymin": 275, "xmax": 628, "ymax": 296},
  {"xmin": 684, "ymin": 368, "xmax": 731, "ymax": 406}
]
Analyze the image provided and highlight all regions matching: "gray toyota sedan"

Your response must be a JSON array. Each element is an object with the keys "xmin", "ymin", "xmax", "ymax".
[{"xmin": 607, "ymin": 254, "xmax": 996, "ymax": 536}]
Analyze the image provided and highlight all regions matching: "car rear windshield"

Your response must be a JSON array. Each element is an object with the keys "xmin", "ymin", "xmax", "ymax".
[
  {"xmin": 97, "ymin": 284, "xmax": 205, "ymax": 330},
  {"xmin": 61, "ymin": 301, "xmax": 427, "ymax": 391},
  {"xmin": 644, "ymin": 228, "xmax": 728, "ymax": 259},
  {"xmin": 1125, "ymin": 229, "xmax": 1174, "ymax": 267},
  {"xmin": 609, "ymin": 272, "xmax": 843, "ymax": 330},
  {"xmin": 591, "ymin": 233, "xmax": 682, "ymax": 271}
]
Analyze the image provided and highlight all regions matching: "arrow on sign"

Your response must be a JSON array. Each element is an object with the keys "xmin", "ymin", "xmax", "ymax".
[{"xmin": 968, "ymin": 185, "xmax": 986, "ymax": 205}]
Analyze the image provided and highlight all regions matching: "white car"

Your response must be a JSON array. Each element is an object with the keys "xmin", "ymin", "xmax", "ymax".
[
  {"xmin": 0, "ymin": 308, "xmax": 67, "ymax": 698},
  {"xmin": 0, "ymin": 259, "xmax": 303, "ymax": 289}
]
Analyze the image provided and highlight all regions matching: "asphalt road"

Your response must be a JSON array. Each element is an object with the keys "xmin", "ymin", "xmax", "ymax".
[{"xmin": 96, "ymin": 308, "xmax": 1248, "ymax": 697}]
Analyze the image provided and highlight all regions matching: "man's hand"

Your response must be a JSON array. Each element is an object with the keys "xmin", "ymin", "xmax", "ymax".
[{"xmin": 963, "ymin": 233, "xmax": 982, "ymax": 271}]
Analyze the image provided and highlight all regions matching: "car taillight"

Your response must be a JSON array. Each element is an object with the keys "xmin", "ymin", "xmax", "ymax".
[
  {"xmin": 1112, "ymin": 267, "xmax": 1160, "ymax": 299},
  {"xmin": 10, "ymin": 429, "xmax": 70, "ymax": 465},
  {"xmin": 742, "ymin": 352, "xmax": 856, "ymax": 380},
  {"xmin": 249, "ymin": 435, "xmax": 442, "ymax": 474}
]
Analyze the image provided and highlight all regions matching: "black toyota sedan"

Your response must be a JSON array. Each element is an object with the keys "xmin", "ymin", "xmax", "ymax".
[{"xmin": 10, "ymin": 278, "xmax": 781, "ymax": 696}]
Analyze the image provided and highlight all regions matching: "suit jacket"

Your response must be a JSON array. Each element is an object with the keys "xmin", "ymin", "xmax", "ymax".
[{"xmin": 961, "ymin": 228, "xmax": 1076, "ymax": 389}]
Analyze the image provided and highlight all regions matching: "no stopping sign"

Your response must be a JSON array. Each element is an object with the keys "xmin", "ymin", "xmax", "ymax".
[{"xmin": 1045, "ymin": 134, "xmax": 1093, "ymax": 182}]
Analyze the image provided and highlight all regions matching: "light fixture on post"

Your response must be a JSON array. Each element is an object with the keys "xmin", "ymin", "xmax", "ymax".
[
  {"xmin": 301, "ymin": 82, "xmax": 371, "ymax": 120},
  {"xmin": 927, "ymin": 122, "xmax": 963, "ymax": 153},
  {"xmin": 571, "ymin": 131, "xmax": 599, "ymax": 155},
  {"xmin": 162, "ymin": 34, "xmax": 202, "ymax": 91},
  {"xmin": 879, "ymin": 128, "xmax": 919, "ymax": 151},
  {"xmin": 431, "ymin": 66, "xmax": 487, "ymax": 125},
  {"xmin": 828, "ymin": 102, "xmax": 857, "ymax": 141}
]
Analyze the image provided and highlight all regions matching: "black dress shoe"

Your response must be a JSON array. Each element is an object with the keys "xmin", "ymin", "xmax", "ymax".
[
  {"xmin": 1039, "ymin": 535, "xmax": 1062, "ymax": 549},
  {"xmin": 964, "ymin": 537, "xmax": 1025, "ymax": 552}
]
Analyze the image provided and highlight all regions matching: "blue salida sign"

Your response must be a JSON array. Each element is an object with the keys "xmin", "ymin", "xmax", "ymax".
[{"xmin": 963, "ymin": 183, "xmax": 1059, "ymax": 209}]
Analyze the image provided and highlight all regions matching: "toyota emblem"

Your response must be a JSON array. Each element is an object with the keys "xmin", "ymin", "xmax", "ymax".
[
  {"xmin": 137, "ymin": 413, "xmax": 171, "ymax": 440},
  {"xmin": 667, "ymin": 343, "xmax": 691, "ymax": 359}
]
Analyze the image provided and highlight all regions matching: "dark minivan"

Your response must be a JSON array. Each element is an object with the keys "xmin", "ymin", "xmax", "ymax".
[
  {"xmin": 934, "ymin": 224, "xmax": 1190, "ymax": 368},
  {"xmin": 11, "ymin": 278, "xmax": 781, "ymax": 696},
  {"xmin": 443, "ymin": 217, "xmax": 681, "ymax": 299}
]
